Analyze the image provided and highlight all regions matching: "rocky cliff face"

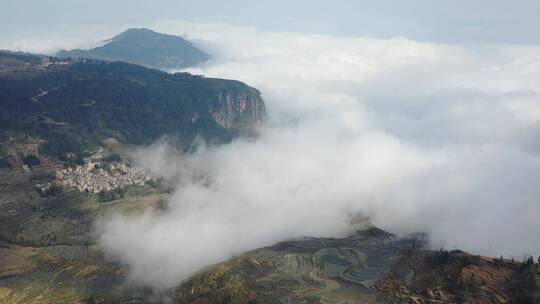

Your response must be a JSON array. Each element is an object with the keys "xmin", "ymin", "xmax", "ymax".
[{"xmin": 210, "ymin": 90, "xmax": 266, "ymax": 129}]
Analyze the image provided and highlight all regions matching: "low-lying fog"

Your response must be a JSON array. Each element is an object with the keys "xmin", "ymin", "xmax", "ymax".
[{"xmin": 4, "ymin": 21, "xmax": 540, "ymax": 289}]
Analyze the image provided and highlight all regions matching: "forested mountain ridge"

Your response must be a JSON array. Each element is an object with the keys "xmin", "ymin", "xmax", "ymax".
[
  {"xmin": 0, "ymin": 51, "xmax": 265, "ymax": 161},
  {"xmin": 57, "ymin": 28, "xmax": 210, "ymax": 69}
]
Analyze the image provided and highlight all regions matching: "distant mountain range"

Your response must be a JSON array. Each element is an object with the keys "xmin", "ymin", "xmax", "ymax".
[{"xmin": 57, "ymin": 28, "xmax": 210, "ymax": 70}]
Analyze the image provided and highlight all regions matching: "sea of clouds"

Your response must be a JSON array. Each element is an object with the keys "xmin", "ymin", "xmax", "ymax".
[{"xmin": 3, "ymin": 21, "xmax": 540, "ymax": 288}]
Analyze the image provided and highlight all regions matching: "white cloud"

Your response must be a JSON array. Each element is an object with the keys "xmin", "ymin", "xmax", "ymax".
[{"xmin": 7, "ymin": 21, "xmax": 540, "ymax": 288}]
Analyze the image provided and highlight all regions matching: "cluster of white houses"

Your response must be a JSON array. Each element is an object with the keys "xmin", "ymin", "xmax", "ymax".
[{"xmin": 55, "ymin": 160, "xmax": 156, "ymax": 193}]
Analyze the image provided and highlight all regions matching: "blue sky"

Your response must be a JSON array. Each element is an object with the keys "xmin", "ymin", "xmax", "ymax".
[{"xmin": 3, "ymin": 0, "xmax": 540, "ymax": 44}]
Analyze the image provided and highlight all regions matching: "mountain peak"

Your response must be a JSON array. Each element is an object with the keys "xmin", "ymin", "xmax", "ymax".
[
  {"xmin": 58, "ymin": 28, "xmax": 210, "ymax": 69},
  {"xmin": 125, "ymin": 27, "xmax": 153, "ymax": 32},
  {"xmin": 111, "ymin": 28, "xmax": 162, "ymax": 40}
]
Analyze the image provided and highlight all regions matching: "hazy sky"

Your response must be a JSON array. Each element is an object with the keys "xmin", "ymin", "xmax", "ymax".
[{"xmin": 3, "ymin": 0, "xmax": 540, "ymax": 44}]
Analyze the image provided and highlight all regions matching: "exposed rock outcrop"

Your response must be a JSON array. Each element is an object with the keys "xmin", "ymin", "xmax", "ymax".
[{"xmin": 210, "ymin": 90, "xmax": 266, "ymax": 129}]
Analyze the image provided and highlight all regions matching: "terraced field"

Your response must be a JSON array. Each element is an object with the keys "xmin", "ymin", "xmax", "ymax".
[
  {"xmin": 0, "ymin": 156, "xmax": 166, "ymax": 304},
  {"xmin": 0, "ymin": 243, "xmax": 155, "ymax": 304},
  {"xmin": 175, "ymin": 229, "xmax": 539, "ymax": 304},
  {"xmin": 175, "ymin": 229, "xmax": 421, "ymax": 304}
]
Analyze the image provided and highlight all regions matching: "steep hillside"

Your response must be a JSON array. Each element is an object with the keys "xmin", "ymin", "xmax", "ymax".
[
  {"xmin": 57, "ymin": 28, "xmax": 210, "ymax": 69},
  {"xmin": 0, "ymin": 51, "xmax": 265, "ymax": 162}
]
